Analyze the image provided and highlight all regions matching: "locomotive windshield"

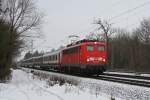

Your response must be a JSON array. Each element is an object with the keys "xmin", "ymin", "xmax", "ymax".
[
  {"xmin": 87, "ymin": 45, "xmax": 94, "ymax": 51},
  {"xmin": 97, "ymin": 45, "xmax": 105, "ymax": 51}
]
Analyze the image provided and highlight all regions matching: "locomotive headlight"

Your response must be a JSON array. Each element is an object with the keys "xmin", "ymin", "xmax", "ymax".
[
  {"xmin": 98, "ymin": 57, "xmax": 103, "ymax": 61},
  {"xmin": 87, "ymin": 59, "xmax": 90, "ymax": 62},
  {"xmin": 103, "ymin": 58, "xmax": 106, "ymax": 62},
  {"xmin": 89, "ymin": 57, "xmax": 94, "ymax": 61},
  {"xmin": 90, "ymin": 57, "xmax": 94, "ymax": 61},
  {"xmin": 87, "ymin": 57, "xmax": 94, "ymax": 62}
]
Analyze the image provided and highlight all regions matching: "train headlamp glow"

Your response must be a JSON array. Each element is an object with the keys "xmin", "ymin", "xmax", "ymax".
[
  {"xmin": 98, "ymin": 57, "xmax": 102, "ymax": 61},
  {"xmin": 87, "ymin": 57, "xmax": 94, "ymax": 62},
  {"xmin": 87, "ymin": 58, "xmax": 89, "ymax": 62},
  {"xmin": 103, "ymin": 59, "xmax": 106, "ymax": 62},
  {"xmin": 87, "ymin": 57, "xmax": 106, "ymax": 62}
]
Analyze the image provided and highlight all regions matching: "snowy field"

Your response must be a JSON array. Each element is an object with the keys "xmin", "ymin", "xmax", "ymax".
[{"xmin": 0, "ymin": 69, "xmax": 150, "ymax": 100}]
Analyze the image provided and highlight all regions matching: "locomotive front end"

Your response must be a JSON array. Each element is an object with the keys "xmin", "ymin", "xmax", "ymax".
[{"xmin": 80, "ymin": 41, "xmax": 107, "ymax": 74}]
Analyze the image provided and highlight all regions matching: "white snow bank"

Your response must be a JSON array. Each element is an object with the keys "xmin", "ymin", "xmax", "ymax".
[
  {"xmin": 22, "ymin": 68, "xmax": 150, "ymax": 100},
  {"xmin": 0, "ymin": 69, "xmax": 112, "ymax": 100}
]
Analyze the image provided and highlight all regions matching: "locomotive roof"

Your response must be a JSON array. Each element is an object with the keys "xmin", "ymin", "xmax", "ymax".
[
  {"xmin": 67, "ymin": 39, "xmax": 105, "ymax": 46},
  {"xmin": 64, "ymin": 39, "xmax": 106, "ymax": 50}
]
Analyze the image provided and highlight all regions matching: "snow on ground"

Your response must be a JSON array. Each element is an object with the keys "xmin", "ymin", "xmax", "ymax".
[
  {"xmin": 1, "ymin": 69, "xmax": 150, "ymax": 100},
  {"xmin": 80, "ymin": 77, "xmax": 150, "ymax": 100},
  {"xmin": 23, "ymin": 68, "xmax": 150, "ymax": 100},
  {"xmin": 0, "ymin": 69, "xmax": 113, "ymax": 100}
]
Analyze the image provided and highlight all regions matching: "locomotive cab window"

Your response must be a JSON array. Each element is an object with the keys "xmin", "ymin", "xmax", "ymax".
[
  {"xmin": 87, "ymin": 45, "xmax": 94, "ymax": 51},
  {"xmin": 97, "ymin": 45, "xmax": 105, "ymax": 51}
]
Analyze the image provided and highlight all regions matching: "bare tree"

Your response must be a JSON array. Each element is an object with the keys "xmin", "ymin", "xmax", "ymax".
[
  {"xmin": 136, "ymin": 18, "xmax": 150, "ymax": 44},
  {"xmin": 0, "ymin": 0, "xmax": 42, "ymax": 81},
  {"xmin": 1, "ymin": 0, "xmax": 42, "ymax": 57},
  {"xmin": 133, "ymin": 18, "xmax": 150, "ymax": 72},
  {"xmin": 85, "ymin": 32, "xmax": 105, "ymax": 41},
  {"xmin": 94, "ymin": 18, "xmax": 112, "ymax": 66},
  {"xmin": 4, "ymin": 0, "xmax": 42, "ymax": 36}
]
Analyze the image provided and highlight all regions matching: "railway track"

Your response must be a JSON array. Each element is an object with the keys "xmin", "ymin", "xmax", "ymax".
[
  {"xmin": 21, "ymin": 67, "xmax": 150, "ymax": 88},
  {"xmin": 95, "ymin": 72, "xmax": 150, "ymax": 87}
]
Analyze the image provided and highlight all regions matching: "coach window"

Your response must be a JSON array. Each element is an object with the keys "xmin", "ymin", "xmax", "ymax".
[
  {"xmin": 52, "ymin": 55, "xmax": 54, "ymax": 61},
  {"xmin": 55, "ymin": 55, "xmax": 57, "ymax": 60},
  {"xmin": 51, "ymin": 56, "xmax": 53, "ymax": 60},
  {"xmin": 97, "ymin": 46, "xmax": 105, "ymax": 51},
  {"xmin": 87, "ymin": 45, "xmax": 94, "ymax": 51},
  {"xmin": 54, "ymin": 55, "xmax": 56, "ymax": 60},
  {"xmin": 49, "ymin": 56, "xmax": 51, "ymax": 61},
  {"xmin": 49, "ymin": 56, "xmax": 50, "ymax": 61},
  {"xmin": 53, "ymin": 55, "xmax": 55, "ymax": 60},
  {"xmin": 46, "ymin": 56, "xmax": 48, "ymax": 61},
  {"xmin": 50, "ymin": 56, "xmax": 52, "ymax": 61},
  {"xmin": 51, "ymin": 56, "xmax": 53, "ymax": 61},
  {"xmin": 51, "ymin": 56, "xmax": 52, "ymax": 61}
]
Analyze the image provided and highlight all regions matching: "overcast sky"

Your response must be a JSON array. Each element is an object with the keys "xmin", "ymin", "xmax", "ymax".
[{"xmin": 31, "ymin": 0, "xmax": 150, "ymax": 52}]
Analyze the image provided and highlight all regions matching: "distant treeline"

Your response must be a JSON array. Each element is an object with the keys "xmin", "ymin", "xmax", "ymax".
[
  {"xmin": 24, "ymin": 51, "xmax": 44, "ymax": 59},
  {"xmin": 108, "ymin": 18, "xmax": 150, "ymax": 73}
]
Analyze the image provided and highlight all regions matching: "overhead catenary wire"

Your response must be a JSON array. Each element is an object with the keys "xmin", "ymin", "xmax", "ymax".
[
  {"xmin": 74, "ymin": 0, "xmax": 125, "ymax": 34},
  {"xmin": 109, "ymin": 0, "xmax": 150, "ymax": 22},
  {"xmin": 99, "ymin": 0, "xmax": 124, "ymax": 15},
  {"xmin": 79, "ymin": 0, "xmax": 150, "ymax": 35},
  {"xmin": 112, "ymin": 5, "xmax": 150, "ymax": 30}
]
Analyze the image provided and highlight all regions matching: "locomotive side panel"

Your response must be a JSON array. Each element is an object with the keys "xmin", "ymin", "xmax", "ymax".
[{"xmin": 61, "ymin": 46, "xmax": 80, "ymax": 66}]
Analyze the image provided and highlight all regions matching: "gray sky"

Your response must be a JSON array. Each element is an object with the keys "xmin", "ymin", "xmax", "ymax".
[{"xmin": 32, "ymin": 0, "xmax": 150, "ymax": 52}]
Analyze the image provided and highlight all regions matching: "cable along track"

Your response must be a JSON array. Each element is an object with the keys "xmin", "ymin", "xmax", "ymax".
[{"xmin": 98, "ymin": 73, "xmax": 150, "ymax": 87}]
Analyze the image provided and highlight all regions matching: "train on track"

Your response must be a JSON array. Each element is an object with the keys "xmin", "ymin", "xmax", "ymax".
[{"xmin": 21, "ymin": 39, "xmax": 107, "ymax": 75}]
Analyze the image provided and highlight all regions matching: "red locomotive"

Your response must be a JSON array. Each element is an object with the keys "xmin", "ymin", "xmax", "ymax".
[{"xmin": 21, "ymin": 40, "xmax": 107, "ymax": 75}]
